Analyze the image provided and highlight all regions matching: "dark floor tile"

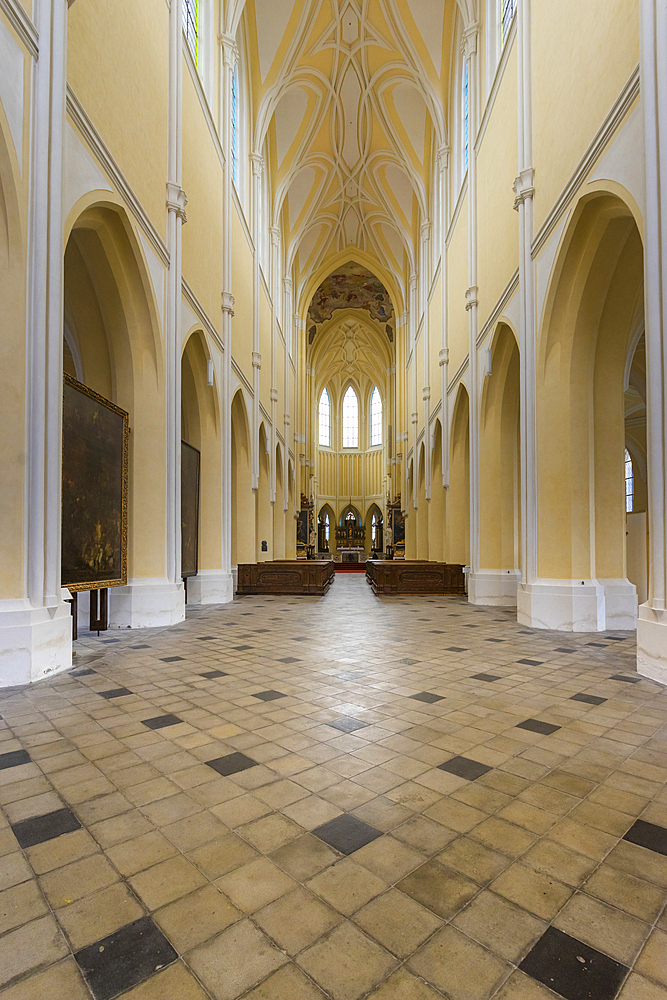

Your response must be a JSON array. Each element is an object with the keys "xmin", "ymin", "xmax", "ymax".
[
  {"xmin": 588, "ymin": 642, "xmax": 608, "ymax": 648},
  {"xmin": 400, "ymin": 658, "xmax": 419, "ymax": 665},
  {"xmin": 517, "ymin": 658, "xmax": 544, "ymax": 666},
  {"xmin": 623, "ymin": 819, "xmax": 667, "ymax": 857},
  {"xmin": 0, "ymin": 749, "xmax": 32, "ymax": 769},
  {"xmin": 130, "ymin": 644, "xmax": 151, "ymax": 650},
  {"xmin": 327, "ymin": 717, "xmax": 369, "ymax": 734},
  {"xmin": 102, "ymin": 638, "xmax": 120, "ymax": 644},
  {"xmin": 409, "ymin": 692, "xmax": 444, "ymax": 704},
  {"xmin": 430, "ymin": 630, "xmax": 445, "ymax": 634},
  {"xmin": 278, "ymin": 657, "xmax": 300, "ymax": 663},
  {"xmin": 71, "ymin": 667, "xmax": 96, "ymax": 676},
  {"xmin": 556, "ymin": 648, "xmax": 577, "ymax": 653},
  {"xmin": 200, "ymin": 670, "xmax": 229, "ymax": 679},
  {"xmin": 142, "ymin": 715, "xmax": 183, "ymax": 730},
  {"xmin": 516, "ymin": 718, "xmax": 561, "ymax": 736},
  {"xmin": 160, "ymin": 656, "xmax": 184, "ymax": 663},
  {"xmin": 438, "ymin": 756, "xmax": 492, "ymax": 781},
  {"xmin": 206, "ymin": 752, "xmax": 258, "ymax": 776},
  {"xmin": 100, "ymin": 688, "xmax": 133, "ymax": 699},
  {"xmin": 570, "ymin": 693, "xmax": 607, "ymax": 706},
  {"xmin": 471, "ymin": 673, "xmax": 501, "ymax": 682},
  {"xmin": 519, "ymin": 926, "xmax": 628, "ymax": 1000},
  {"xmin": 253, "ymin": 690, "xmax": 287, "ymax": 701},
  {"xmin": 75, "ymin": 915, "xmax": 178, "ymax": 1000},
  {"xmin": 335, "ymin": 671, "xmax": 364, "ymax": 680},
  {"xmin": 312, "ymin": 814, "xmax": 382, "ymax": 855},
  {"xmin": 610, "ymin": 674, "xmax": 640, "ymax": 683},
  {"xmin": 233, "ymin": 645, "xmax": 253, "ymax": 651},
  {"xmin": 197, "ymin": 636, "xmax": 217, "ymax": 641},
  {"xmin": 12, "ymin": 807, "xmax": 81, "ymax": 848},
  {"xmin": 486, "ymin": 638, "xmax": 505, "ymax": 643},
  {"xmin": 446, "ymin": 647, "xmax": 467, "ymax": 652}
]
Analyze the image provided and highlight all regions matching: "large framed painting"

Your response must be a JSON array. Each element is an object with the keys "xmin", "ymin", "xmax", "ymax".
[
  {"xmin": 181, "ymin": 441, "xmax": 200, "ymax": 579},
  {"xmin": 61, "ymin": 374, "xmax": 129, "ymax": 591}
]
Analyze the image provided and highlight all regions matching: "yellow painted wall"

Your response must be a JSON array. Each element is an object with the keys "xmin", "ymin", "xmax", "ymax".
[
  {"xmin": 447, "ymin": 196, "xmax": 469, "ymax": 378},
  {"xmin": 231, "ymin": 209, "xmax": 254, "ymax": 383}
]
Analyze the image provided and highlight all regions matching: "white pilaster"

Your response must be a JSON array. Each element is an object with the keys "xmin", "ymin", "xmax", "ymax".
[
  {"xmin": 421, "ymin": 221, "xmax": 432, "ymax": 500},
  {"xmin": 250, "ymin": 152, "xmax": 264, "ymax": 491},
  {"xmin": 637, "ymin": 0, "xmax": 667, "ymax": 681},
  {"xmin": 438, "ymin": 145, "xmax": 450, "ymax": 488}
]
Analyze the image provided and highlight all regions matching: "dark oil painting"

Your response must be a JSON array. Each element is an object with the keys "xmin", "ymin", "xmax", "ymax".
[
  {"xmin": 61, "ymin": 374, "xmax": 128, "ymax": 591},
  {"xmin": 181, "ymin": 441, "xmax": 200, "ymax": 578}
]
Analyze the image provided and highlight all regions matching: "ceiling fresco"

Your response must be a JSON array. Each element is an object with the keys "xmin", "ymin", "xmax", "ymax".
[{"xmin": 308, "ymin": 262, "xmax": 395, "ymax": 325}]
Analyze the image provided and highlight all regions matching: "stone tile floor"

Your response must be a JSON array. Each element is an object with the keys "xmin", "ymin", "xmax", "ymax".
[{"xmin": 0, "ymin": 577, "xmax": 665, "ymax": 999}]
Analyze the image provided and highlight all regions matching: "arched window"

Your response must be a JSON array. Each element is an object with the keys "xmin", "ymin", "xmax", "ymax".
[
  {"xmin": 346, "ymin": 510, "xmax": 356, "ymax": 524},
  {"xmin": 318, "ymin": 388, "xmax": 331, "ymax": 447},
  {"xmin": 625, "ymin": 448, "xmax": 634, "ymax": 513},
  {"xmin": 324, "ymin": 513, "xmax": 330, "ymax": 544},
  {"xmin": 462, "ymin": 60, "xmax": 469, "ymax": 173},
  {"xmin": 342, "ymin": 386, "xmax": 359, "ymax": 448},
  {"xmin": 370, "ymin": 387, "xmax": 382, "ymax": 446},
  {"xmin": 371, "ymin": 512, "xmax": 379, "ymax": 546},
  {"xmin": 183, "ymin": 0, "xmax": 198, "ymax": 61},
  {"xmin": 231, "ymin": 64, "xmax": 238, "ymax": 185},
  {"xmin": 502, "ymin": 0, "xmax": 517, "ymax": 47}
]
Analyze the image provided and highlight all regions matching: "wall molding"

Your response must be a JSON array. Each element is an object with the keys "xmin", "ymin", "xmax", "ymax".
[
  {"xmin": 182, "ymin": 278, "xmax": 223, "ymax": 353},
  {"xmin": 532, "ymin": 65, "xmax": 640, "ymax": 259},
  {"xmin": 66, "ymin": 87, "xmax": 170, "ymax": 266},
  {"xmin": 0, "ymin": 0, "xmax": 38, "ymax": 58},
  {"xmin": 477, "ymin": 269, "xmax": 520, "ymax": 348},
  {"xmin": 182, "ymin": 37, "xmax": 224, "ymax": 169},
  {"xmin": 448, "ymin": 357, "xmax": 469, "ymax": 396},
  {"xmin": 475, "ymin": 18, "xmax": 517, "ymax": 154}
]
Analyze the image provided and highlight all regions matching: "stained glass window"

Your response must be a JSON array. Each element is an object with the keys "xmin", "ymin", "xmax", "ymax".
[
  {"xmin": 318, "ymin": 388, "xmax": 331, "ymax": 447},
  {"xmin": 342, "ymin": 386, "xmax": 359, "ymax": 448},
  {"xmin": 625, "ymin": 448, "xmax": 634, "ymax": 513},
  {"xmin": 370, "ymin": 387, "xmax": 382, "ymax": 446},
  {"xmin": 502, "ymin": 0, "xmax": 516, "ymax": 47},
  {"xmin": 183, "ymin": 0, "xmax": 198, "ymax": 62}
]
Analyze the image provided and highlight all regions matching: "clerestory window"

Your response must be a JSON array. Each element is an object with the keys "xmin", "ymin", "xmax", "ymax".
[
  {"xmin": 231, "ymin": 64, "xmax": 238, "ymax": 185},
  {"xmin": 625, "ymin": 448, "xmax": 634, "ymax": 513},
  {"xmin": 319, "ymin": 388, "xmax": 331, "ymax": 447},
  {"xmin": 501, "ymin": 0, "xmax": 516, "ymax": 47},
  {"xmin": 342, "ymin": 386, "xmax": 359, "ymax": 448},
  {"xmin": 183, "ymin": 0, "xmax": 198, "ymax": 62},
  {"xmin": 370, "ymin": 387, "xmax": 382, "ymax": 446}
]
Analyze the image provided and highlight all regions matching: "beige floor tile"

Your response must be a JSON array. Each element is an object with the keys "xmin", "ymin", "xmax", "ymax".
[
  {"xmin": 452, "ymin": 890, "xmax": 546, "ymax": 962},
  {"xmin": 491, "ymin": 861, "xmax": 572, "ymax": 919},
  {"xmin": 238, "ymin": 812, "xmax": 305, "ymax": 852},
  {"xmin": 353, "ymin": 798, "xmax": 412, "ymax": 832},
  {"xmin": 554, "ymin": 891, "xmax": 651, "ymax": 965},
  {"xmin": 129, "ymin": 854, "xmax": 206, "ymax": 910},
  {"xmin": 106, "ymin": 830, "xmax": 179, "ymax": 877},
  {"xmin": 618, "ymin": 974, "xmax": 667, "ymax": 999},
  {"xmin": 522, "ymin": 838, "xmax": 597, "ymax": 887},
  {"xmin": 39, "ymin": 853, "xmax": 119, "ymax": 907},
  {"xmin": 437, "ymin": 836, "xmax": 509, "ymax": 885},
  {"xmin": 0, "ymin": 915, "xmax": 68, "ymax": 988},
  {"xmin": 141, "ymin": 793, "xmax": 201, "ymax": 827},
  {"xmin": 307, "ymin": 858, "xmax": 387, "ymax": 915},
  {"xmin": 353, "ymin": 836, "xmax": 425, "ymax": 883},
  {"xmin": 424, "ymin": 798, "xmax": 486, "ymax": 833},
  {"xmin": 392, "ymin": 816, "xmax": 458, "ymax": 855},
  {"xmin": 606, "ymin": 841, "xmax": 667, "ymax": 888},
  {"xmin": 548, "ymin": 817, "xmax": 618, "ymax": 860},
  {"xmin": 55, "ymin": 882, "xmax": 144, "ymax": 950},
  {"xmin": 89, "ymin": 809, "xmax": 153, "ymax": 848},
  {"xmin": 0, "ymin": 957, "xmax": 90, "ymax": 1000},
  {"xmin": 397, "ymin": 860, "xmax": 478, "ymax": 919},
  {"xmin": 188, "ymin": 831, "xmax": 259, "ymax": 879},
  {"xmin": 0, "ymin": 881, "xmax": 47, "ymax": 935},
  {"xmin": 162, "ymin": 810, "xmax": 228, "ymax": 851},
  {"xmin": 119, "ymin": 961, "xmax": 211, "ymax": 1000},
  {"xmin": 255, "ymin": 885, "xmax": 341, "ymax": 954},
  {"xmin": 583, "ymin": 864, "xmax": 667, "ymax": 921},
  {"xmin": 283, "ymin": 795, "xmax": 343, "ymax": 830},
  {"xmin": 216, "ymin": 856, "xmax": 295, "ymax": 913},
  {"xmin": 187, "ymin": 918, "xmax": 288, "ymax": 1000},
  {"xmin": 255, "ymin": 778, "xmax": 311, "ymax": 807},
  {"xmin": 270, "ymin": 833, "xmax": 339, "ymax": 881},
  {"xmin": 154, "ymin": 884, "xmax": 241, "ymax": 951},
  {"xmin": 353, "ymin": 888, "xmax": 441, "ymax": 957},
  {"xmin": 635, "ymin": 929, "xmax": 667, "ymax": 988},
  {"xmin": 469, "ymin": 816, "xmax": 536, "ymax": 858},
  {"xmin": 241, "ymin": 963, "xmax": 328, "ymax": 999},
  {"xmin": 211, "ymin": 793, "xmax": 272, "ymax": 827},
  {"xmin": 493, "ymin": 968, "xmax": 565, "ymax": 999},
  {"xmin": 298, "ymin": 920, "xmax": 398, "ymax": 1000},
  {"xmin": 366, "ymin": 967, "xmax": 447, "ymax": 999},
  {"xmin": 25, "ymin": 830, "xmax": 98, "ymax": 875},
  {"xmin": 408, "ymin": 924, "xmax": 510, "ymax": 1000}
]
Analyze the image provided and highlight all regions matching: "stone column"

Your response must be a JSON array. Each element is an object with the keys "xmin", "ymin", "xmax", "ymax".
[{"xmin": 250, "ymin": 153, "xmax": 264, "ymax": 491}]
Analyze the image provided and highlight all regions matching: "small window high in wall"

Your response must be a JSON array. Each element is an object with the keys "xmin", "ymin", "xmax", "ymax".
[
  {"xmin": 462, "ymin": 60, "xmax": 469, "ymax": 173},
  {"xmin": 502, "ymin": 0, "xmax": 517, "ymax": 47},
  {"xmin": 183, "ymin": 0, "xmax": 198, "ymax": 62},
  {"xmin": 625, "ymin": 448, "xmax": 634, "ymax": 512},
  {"xmin": 319, "ymin": 388, "xmax": 331, "ymax": 447},
  {"xmin": 231, "ymin": 65, "xmax": 238, "ymax": 185},
  {"xmin": 370, "ymin": 387, "xmax": 382, "ymax": 446},
  {"xmin": 342, "ymin": 386, "xmax": 359, "ymax": 448}
]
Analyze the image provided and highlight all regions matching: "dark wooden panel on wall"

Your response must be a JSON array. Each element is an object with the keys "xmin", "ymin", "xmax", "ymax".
[
  {"xmin": 181, "ymin": 441, "xmax": 200, "ymax": 579},
  {"xmin": 366, "ymin": 560, "xmax": 466, "ymax": 596},
  {"xmin": 237, "ymin": 560, "xmax": 335, "ymax": 596}
]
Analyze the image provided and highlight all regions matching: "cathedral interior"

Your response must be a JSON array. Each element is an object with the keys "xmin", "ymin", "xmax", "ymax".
[{"xmin": 1, "ymin": 0, "xmax": 667, "ymax": 998}]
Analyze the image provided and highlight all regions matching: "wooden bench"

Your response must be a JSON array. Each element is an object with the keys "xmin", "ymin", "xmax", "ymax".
[
  {"xmin": 365, "ymin": 560, "xmax": 466, "ymax": 596},
  {"xmin": 237, "ymin": 560, "xmax": 335, "ymax": 596}
]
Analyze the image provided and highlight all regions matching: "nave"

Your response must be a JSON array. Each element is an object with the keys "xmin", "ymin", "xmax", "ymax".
[{"xmin": 0, "ymin": 578, "xmax": 664, "ymax": 999}]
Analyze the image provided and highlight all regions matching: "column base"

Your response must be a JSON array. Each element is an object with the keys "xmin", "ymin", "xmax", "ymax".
[
  {"xmin": 232, "ymin": 566, "xmax": 239, "ymax": 594},
  {"xmin": 0, "ymin": 600, "xmax": 72, "ymax": 687},
  {"xmin": 108, "ymin": 579, "xmax": 185, "ymax": 629},
  {"xmin": 637, "ymin": 605, "xmax": 667, "ymax": 684},
  {"xmin": 598, "ymin": 578, "xmax": 637, "ymax": 630},
  {"xmin": 186, "ymin": 571, "xmax": 234, "ymax": 606},
  {"xmin": 517, "ymin": 579, "xmax": 606, "ymax": 631},
  {"xmin": 468, "ymin": 569, "xmax": 520, "ymax": 607}
]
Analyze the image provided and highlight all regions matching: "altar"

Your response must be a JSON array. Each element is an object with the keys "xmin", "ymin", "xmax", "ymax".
[{"xmin": 339, "ymin": 548, "xmax": 365, "ymax": 563}]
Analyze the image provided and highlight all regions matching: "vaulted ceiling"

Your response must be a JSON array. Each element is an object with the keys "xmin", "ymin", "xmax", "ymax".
[{"xmin": 237, "ymin": 0, "xmax": 463, "ymax": 317}]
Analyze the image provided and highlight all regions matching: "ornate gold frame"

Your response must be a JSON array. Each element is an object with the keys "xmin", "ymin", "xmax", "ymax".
[{"xmin": 62, "ymin": 373, "xmax": 129, "ymax": 591}]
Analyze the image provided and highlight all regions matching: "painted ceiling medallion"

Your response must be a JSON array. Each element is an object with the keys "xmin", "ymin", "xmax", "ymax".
[{"xmin": 308, "ymin": 262, "xmax": 395, "ymax": 325}]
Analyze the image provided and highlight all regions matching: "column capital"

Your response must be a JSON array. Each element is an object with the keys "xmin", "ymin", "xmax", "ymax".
[
  {"xmin": 221, "ymin": 291, "xmax": 235, "ymax": 316},
  {"xmin": 513, "ymin": 168, "xmax": 535, "ymax": 210},
  {"xmin": 219, "ymin": 33, "xmax": 239, "ymax": 68},
  {"xmin": 250, "ymin": 152, "xmax": 265, "ymax": 177},
  {"xmin": 270, "ymin": 226, "xmax": 281, "ymax": 247},
  {"xmin": 437, "ymin": 145, "xmax": 450, "ymax": 172},
  {"xmin": 283, "ymin": 276, "xmax": 293, "ymax": 292},
  {"xmin": 270, "ymin": 388, "xmax": 279, "ymax": 402},
  {"xmin": 422, "ymin": 386, "xmax": 431, "ymax": 402},
  {"xmin": 439, "ymin": 347, "xmax": 449, "ymax": 366},
  {"xmin": 252, "ymin": 352, "xmax": 262, "ymax": 369},
  {"xmin": 465, "ymin": 285, "xmax": 479, "ymax": 311},
  {"xmin": 420, "ymin": 221, "xmax": 432, "ymax": 243},
  {"xmin": 409, "ymin": 272, "xmax": 419, "ymax": 293},
  {"xmin": 411, "ymin": 412, "xmax": 419, "ymax": 425},
  {"xmin": 166, "ymin": 183, "xmax": 188, "ymax": 223},
  {"xmin": 461, "ymin": 23, "xmax": 479, "ymax": 59}
]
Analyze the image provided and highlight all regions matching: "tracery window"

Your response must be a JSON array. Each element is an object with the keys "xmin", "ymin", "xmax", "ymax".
[
  {"xmin": 462, "ymin": 60, "xmax": 469, "ymax": 173},
  {"xmin": 231, "ymin": 65, "xmax": 238, "ymax": 185},
  {"xmin": 183, "ymin": 0, "xmax": 198, "ymax": 61},
  {"xmin": 371, "ymin": 512, "xmax": 379, "ymax": 547},
  {"xmin": 318, "ymin": 388, "xmax": 331, "ymax": 447},
  {"xmin": 502, "ymin": 0, "xmax": 517, "ymax": 47},
  {"xmin": 625, "ymin": 448, "xmax": 634, "ymax": 513},
  {"xmin": 342, "ymin": 386, "xmax": 359, "ymax": 448},
  {"xmin": 324, "ymin": 513, "xmax": 330, "ymax": 544},
  {"xmin": 370, "ymin": 387, "xmax": 382, "ymax": 446}
]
